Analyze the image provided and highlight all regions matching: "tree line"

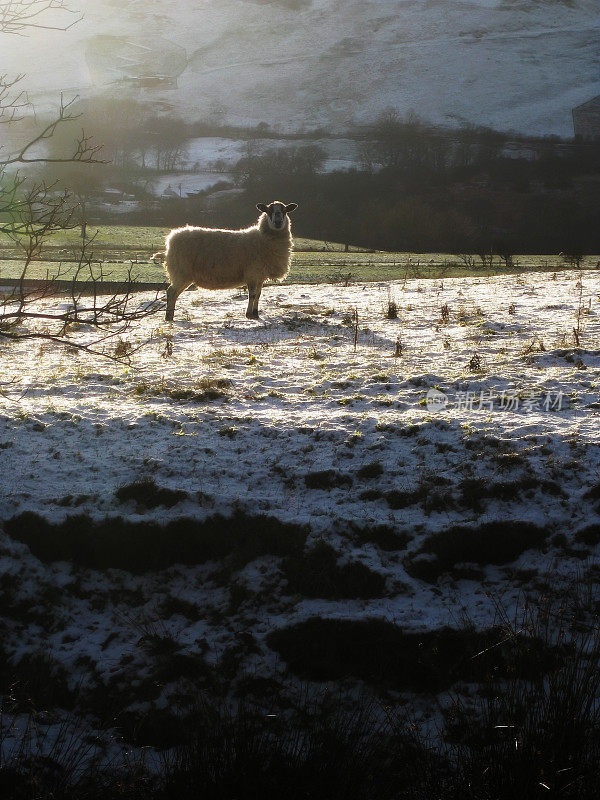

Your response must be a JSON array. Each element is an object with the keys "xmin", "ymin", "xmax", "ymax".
[
  {"xmin": 224, "ymin": 112, "xmax": 599, "ymax": 256},
  {"xmin": 28, "ymin": 101, "xmax": 600, "ymax": 256}
]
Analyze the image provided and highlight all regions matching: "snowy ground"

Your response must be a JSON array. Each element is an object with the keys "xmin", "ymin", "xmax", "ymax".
[{"xmin": 0, "ymin": 270, "xmax": 599, "ymax": 744}]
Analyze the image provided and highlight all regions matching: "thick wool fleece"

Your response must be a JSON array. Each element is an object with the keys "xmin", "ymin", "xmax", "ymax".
[{"xmin": 164, "ymin": 212, "xmax": 293, "ymax": 292}]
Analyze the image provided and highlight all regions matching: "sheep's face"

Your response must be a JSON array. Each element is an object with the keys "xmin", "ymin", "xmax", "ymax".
[{"xmin": 257, "ymin": 201, "xmax": 298, "ymax": 231}]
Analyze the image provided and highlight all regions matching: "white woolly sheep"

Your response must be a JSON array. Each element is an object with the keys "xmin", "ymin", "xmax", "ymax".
[{"xmin": 159, "ymin": 201, "xmax": 298, "ymax": 321}]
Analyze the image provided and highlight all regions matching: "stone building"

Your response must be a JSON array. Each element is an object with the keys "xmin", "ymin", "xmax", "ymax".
[
  {"xmin": 86, "ymin": 35, "xmax": 188, "ymax": 90},
  {"xmin": 572, "ymin": 96, "xmax": 600, "ymax": 141}
]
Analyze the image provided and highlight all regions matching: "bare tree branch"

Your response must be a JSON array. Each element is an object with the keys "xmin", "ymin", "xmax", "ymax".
[
  {"xmin": 0, "ymin": 175, "xmax": 79, "ymax": 244},
  {"xmin": 0, "ymin": 0, "xmax": 163, "ymax": 364},
  {"xmin": 2, "ymin": 222, "xmax": 161, "ymax": 364},
  {"xmin": 0, "ymin": 327, "xmax": 156, "ymax": 363},
  {"xmin": 1, "ymin": 258, "xmax": 163, "ymax": 362},
  {"xmin": 1, "ymin": 3, "xmax": 103, "ymax": 170},
  {"xmin": 0, "ymin": 1, "xmax": 82, "ymax": 35},
  {"xmin": 0, "ymin": 93, "xmax": 106, "ymax": 167},
  {"xmin": 0, "ymin": 73, "xmax": 29, "ymax": 124}
]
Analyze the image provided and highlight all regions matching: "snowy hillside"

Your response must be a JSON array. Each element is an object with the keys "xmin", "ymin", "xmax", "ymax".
[{"xmin": 2, "ymin": 0, "xmax": 598, "ymax": 136}]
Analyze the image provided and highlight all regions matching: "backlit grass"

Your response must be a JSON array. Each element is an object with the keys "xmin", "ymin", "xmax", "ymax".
[{"xmin": 0, "ymin": 225, "xmax": 597, "ymax": 284}]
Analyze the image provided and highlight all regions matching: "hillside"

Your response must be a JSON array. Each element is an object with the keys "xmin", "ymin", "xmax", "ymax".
[{"xmin": 2, "ymin": 0, "xmax": 598, "ymax": 136}]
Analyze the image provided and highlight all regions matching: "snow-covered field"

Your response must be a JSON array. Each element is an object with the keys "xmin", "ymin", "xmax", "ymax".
[
  {"xmin": 183, "ymin": 137, "xmax": 359, "ymax": 173},
  {"xmin": 146, "ymin": 138, "xmax": 359, "ymax": 198},
  {"xmin": 1, "ymin": 270, "xmax": 599, "ymax": 743}
]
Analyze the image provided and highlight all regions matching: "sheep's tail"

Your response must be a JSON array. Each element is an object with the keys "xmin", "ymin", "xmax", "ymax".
[{"xmin": 150, "ymin": 250, "xmax": 166, "ymax": 263}]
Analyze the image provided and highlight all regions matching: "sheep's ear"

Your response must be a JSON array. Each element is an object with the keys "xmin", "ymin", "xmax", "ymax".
[
  {"xmin": 256, "ymin": 203, "xmax": 268, "ymax": 213},
  {"xmin": 285, "ymin": 203, "xmax": 298, "ymax": 214}
]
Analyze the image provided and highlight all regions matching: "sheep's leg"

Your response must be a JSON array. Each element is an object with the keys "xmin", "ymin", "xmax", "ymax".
[
  {"xmin": 246, "ymin": 282, "xmax": 261, "ymax": 319},
  {"xmin": 166, "ymin": 283, "xmax": 186, "ymax": 321},
  {"xmin": 251, "ymin": 283, "xmax": 262, "ymax": 319}
]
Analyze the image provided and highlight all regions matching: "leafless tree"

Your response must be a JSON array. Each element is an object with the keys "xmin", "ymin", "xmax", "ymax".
[
  {"xmin": 477, "ymin": 248, "xmax": 495, "ymax": 270},
  {"xmin": 456, "ymin": 253, "xmax": 477, "ymax": 270},
  {"xmin": 0, "ymin": 0, "xmax": 162, "ymax": 360},
  {"xmin": 495, "ymin": 240, "xmax": 515, "ymax": 270},
  {"xmin": 360, "ymin": 109, "xmax": 435, "ymax": 170}
]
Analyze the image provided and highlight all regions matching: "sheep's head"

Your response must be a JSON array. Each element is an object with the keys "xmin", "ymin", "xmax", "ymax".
[{"xmin": 257, "ymin": 201, "xmax": 298, "ymax": 231}]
